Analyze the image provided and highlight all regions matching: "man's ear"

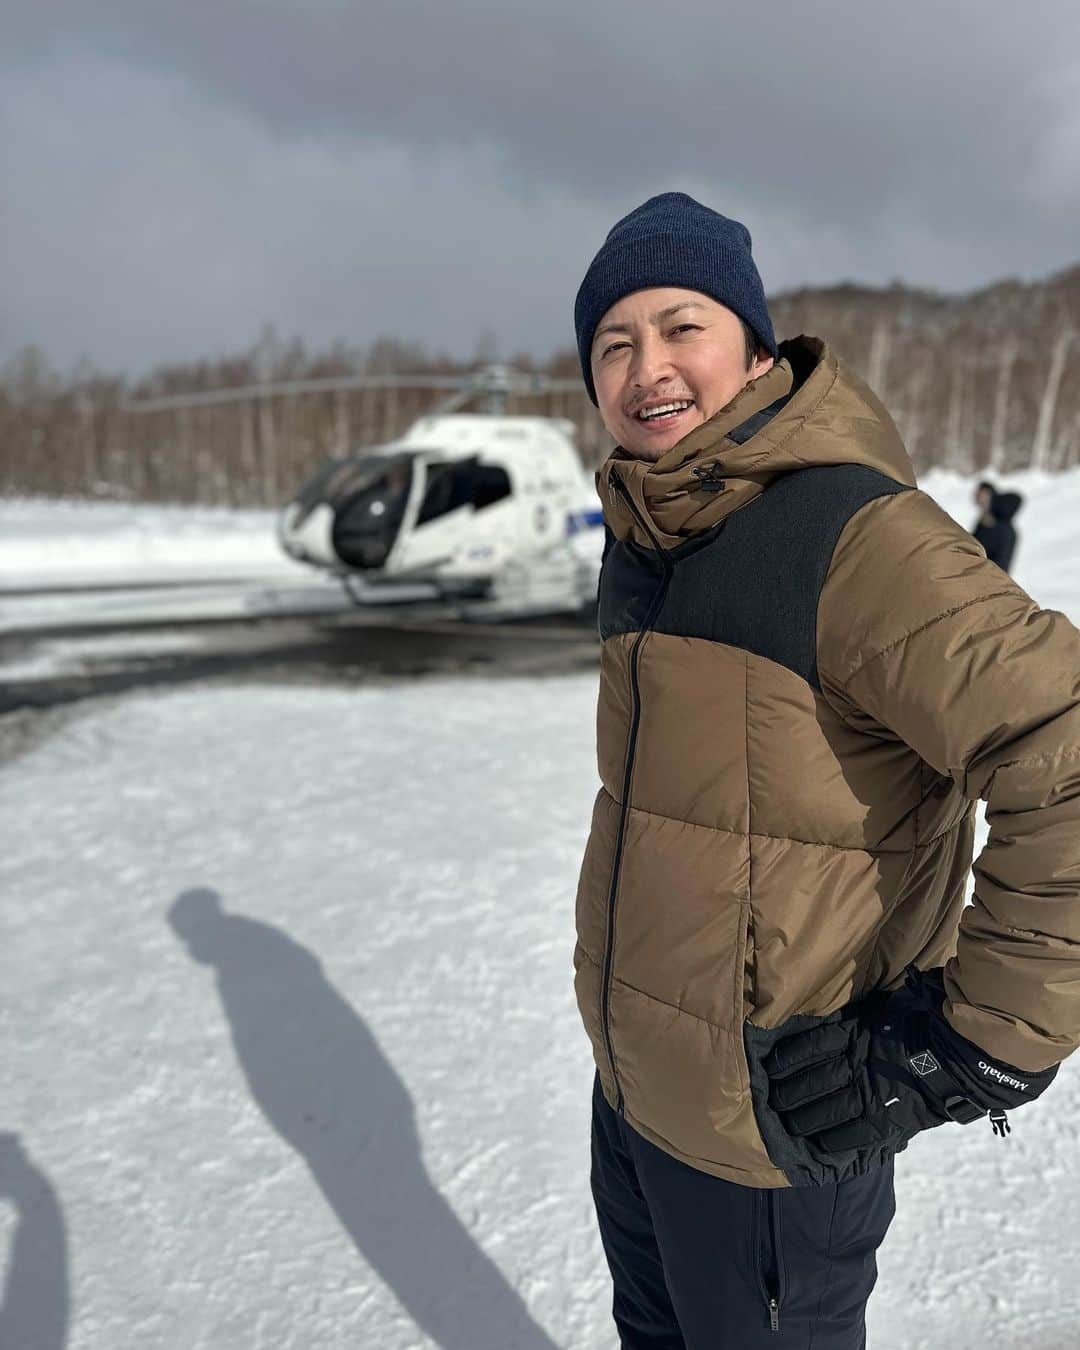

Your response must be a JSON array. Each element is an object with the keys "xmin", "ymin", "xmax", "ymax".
[{"xmin": 749, "ymin": 350, "xmax": 775, "ymax": 381}]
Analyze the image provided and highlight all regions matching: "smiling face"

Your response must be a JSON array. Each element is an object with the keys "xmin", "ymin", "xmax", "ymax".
[{"xmin": 590, "ymin": 287, "xmax": 774, "ymax": 461}]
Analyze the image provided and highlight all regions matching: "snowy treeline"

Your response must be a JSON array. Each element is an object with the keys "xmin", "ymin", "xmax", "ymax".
[
  {"xmin": 0, "ymin": 333, "xmax": 607, "ymax": 508},
  {"xmin": 770, "ymin": 263, "xmax": 1080, "ymax": 478},
  {"xmin": 3, "ymin": 263, "xmax": 1079, "ymax": 504}
]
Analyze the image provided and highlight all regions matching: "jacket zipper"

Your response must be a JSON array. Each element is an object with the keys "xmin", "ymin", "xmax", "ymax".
[
  {"xmin": 599, "ymin": 471, "xmax": 673, "ymax": 1114},
  {"xmin": 754, "ymin": 1189, "xmax": 786, "ymax": 1333}
]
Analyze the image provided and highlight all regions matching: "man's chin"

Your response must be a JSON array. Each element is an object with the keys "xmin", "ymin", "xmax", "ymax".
[
  {"xmin": 621, "ymin": 429, "xmax": 696, "ymax": 461},
  {"xmin": 622, "ymin": 442, "xmax": 672, "ymax": 463}
]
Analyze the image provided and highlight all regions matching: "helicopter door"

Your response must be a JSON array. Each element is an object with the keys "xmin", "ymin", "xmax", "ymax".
[
  {"xmin": 415, "ymin": 457, "xmax": 511, "ymax": 524},
  {"xmin": 384, "ymin": 455, "xmax": 513, "ymax": 577}
]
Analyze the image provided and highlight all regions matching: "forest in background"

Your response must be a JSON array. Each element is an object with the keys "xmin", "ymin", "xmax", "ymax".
[{"xmin": 3, "ymin": 262, "xmax": 1079, "ymax": 505}]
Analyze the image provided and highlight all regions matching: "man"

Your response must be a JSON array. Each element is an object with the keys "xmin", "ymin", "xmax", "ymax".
[
  {"xmin": 571, "ymin": 192, "xmax": 1080, "ymax": 1348},
  {"xmin": 972, "ymin": 478, "xmax": 1023, "ymax": 573}
]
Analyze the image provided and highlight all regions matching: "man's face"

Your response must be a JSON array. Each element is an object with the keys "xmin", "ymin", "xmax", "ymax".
[
  {"xmin": 975, "ymin": 486, "xmax": 993, "ymax": 512},
  {"xmin": 590, "ymin": 287, "xmax": 774, "ymax": 461}
]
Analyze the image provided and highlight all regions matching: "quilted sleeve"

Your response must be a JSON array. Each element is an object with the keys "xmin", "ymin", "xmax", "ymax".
[{"xmin": 817, "ymin": 486, "xmax": 1080, "ymax": 1072}]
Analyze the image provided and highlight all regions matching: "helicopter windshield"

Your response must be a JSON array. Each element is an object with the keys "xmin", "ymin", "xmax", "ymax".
[
  {"xmin": 329, "ymin": 452, "xmax": 417, "ymax": 569},
  {"xmin": 417, "ymin": 457, "xmax": 511, "ymax": 524},
  {"xmin": 284, "ymin": 448, "xmax": 515, "ymax": 573}
]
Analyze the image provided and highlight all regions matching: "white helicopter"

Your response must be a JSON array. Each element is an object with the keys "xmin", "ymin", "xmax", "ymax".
[{"xmin": 277, "ymin": 364, "xmax": 605, "ymax": 616}]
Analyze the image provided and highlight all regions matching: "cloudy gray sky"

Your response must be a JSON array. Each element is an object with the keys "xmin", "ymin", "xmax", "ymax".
[{"xmin": 3, "ymin": 1, "xmax": 1079, "ymax": 375}]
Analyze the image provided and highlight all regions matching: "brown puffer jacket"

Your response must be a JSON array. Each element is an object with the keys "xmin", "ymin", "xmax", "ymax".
[{"xmin": 574, "ymin": 335, "xmax": 1080, "ymax": 1189}]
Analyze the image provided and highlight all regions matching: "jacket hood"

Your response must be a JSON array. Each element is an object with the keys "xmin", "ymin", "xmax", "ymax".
[
  {"xmin": 596, "ymin": 335, "xmax": 917, "ymax": 548},
  {"xmin": 991, "ymin": 490, "xmax": 1023, "ymax": 522}
]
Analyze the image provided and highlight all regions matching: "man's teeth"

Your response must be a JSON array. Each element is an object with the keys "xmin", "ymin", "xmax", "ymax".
[{"xmin": 638, "ymin": 400, "xmax": 693, "ymax": 421}]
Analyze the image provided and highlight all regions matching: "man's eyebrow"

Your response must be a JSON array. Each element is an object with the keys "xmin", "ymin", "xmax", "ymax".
[
  {"xmin": 653, "ymin": 301, "xmax": 704, "ymax": 323},
  {"xmin": 592, "ymin": 301, "xmax": 705, "ymax": 346}
]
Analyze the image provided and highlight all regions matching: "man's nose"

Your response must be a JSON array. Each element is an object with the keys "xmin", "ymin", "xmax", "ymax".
[{"xmin": 628, "ymin": 335, "xmax": 674, "ymax": 388}]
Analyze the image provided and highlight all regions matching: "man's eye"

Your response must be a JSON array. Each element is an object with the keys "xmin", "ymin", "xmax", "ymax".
[
  {"xmin": 601, "ymin": 341, "xmax": 629, "ymax": 358},
  {"xmin": 672, "ymin": 324, "xmax": 700, "ymax": 335}
]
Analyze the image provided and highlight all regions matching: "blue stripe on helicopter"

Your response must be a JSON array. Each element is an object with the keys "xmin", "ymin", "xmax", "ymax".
[{"xmin": 566, "ymin": 508, "xmax": 605, "ymax": 536}]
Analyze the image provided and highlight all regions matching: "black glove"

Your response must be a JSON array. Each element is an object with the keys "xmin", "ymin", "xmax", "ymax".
[{"xmin": 765, "ymin": 967, "xmax": 1058, "ymax": 1155}]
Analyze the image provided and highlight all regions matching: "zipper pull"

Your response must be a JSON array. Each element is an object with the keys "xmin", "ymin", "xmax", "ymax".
[
  {"xmin": 691, "ymin": 462, "xmax": 727, "ymax": 492},
  {"xmin": 989, "ymin": 1108, "xmax": 1010, "ymax": 1138},
  {"xmin": 768, "ymin": 1297, "xmax": 780, "ymax": 1332}
]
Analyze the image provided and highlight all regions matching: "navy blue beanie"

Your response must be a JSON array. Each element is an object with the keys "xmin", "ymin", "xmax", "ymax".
[{"xmin": 574, "ymin": 192, "xmax": 777, "ymax": 404}]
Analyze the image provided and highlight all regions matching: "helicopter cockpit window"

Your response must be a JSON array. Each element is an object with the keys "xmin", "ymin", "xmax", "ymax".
[
  {"xmin": 330, "ymin": 452, "xmax": 416, "ymax": 569},
  {"xmin": 416, "ymin": 457, "xmax": 511, "ymax": 525}
]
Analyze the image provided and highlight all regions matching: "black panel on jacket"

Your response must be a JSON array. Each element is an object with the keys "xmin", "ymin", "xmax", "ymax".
[{"xmin": 598, "ymin": 464, "xmax": 909, "ymax": 690}]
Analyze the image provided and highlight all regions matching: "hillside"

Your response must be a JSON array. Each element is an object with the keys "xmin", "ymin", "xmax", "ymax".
[
  {"xmin": 770, "ymin": 264, "xmax": 1080, "ymax": 475},
  {"xmin": 3, "ymin": 264, "xmax": 1079, "ymax": 501}
]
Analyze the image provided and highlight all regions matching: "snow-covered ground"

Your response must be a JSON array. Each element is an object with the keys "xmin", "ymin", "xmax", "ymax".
[
  {"xmin": 0, "ymin": 466, "xmax": 1067, "ymax": 599},
  {"xmin": 3, "ymin": 680, "xmax": 1079, "ymax": 1350},
  {"xmin": 0, "ymin": 498, "xmax": 299, "ymax": 588},
  {"xmin": 919, "ymin": 467, "xmax": 1080, "ymax": 611},
  {"xmin": 3, "ymin": 467, "xmax": 1080, "ymax": 1350}
]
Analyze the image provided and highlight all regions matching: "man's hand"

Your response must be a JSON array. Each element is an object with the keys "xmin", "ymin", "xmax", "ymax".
[{"xmin": 764, "ymin": 967, "xmax": 1059, "ymax": 1155}]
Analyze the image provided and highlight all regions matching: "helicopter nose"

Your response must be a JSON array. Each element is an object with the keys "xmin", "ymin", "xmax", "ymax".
[{"xmin": 278, "ymin": 501, "xmax": 338, "ymax": 566}]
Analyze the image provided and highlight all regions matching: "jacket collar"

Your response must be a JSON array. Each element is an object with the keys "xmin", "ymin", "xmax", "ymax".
[{"xmin": 596, "ymin": 336, "xmax": 916, "ymax": 549}]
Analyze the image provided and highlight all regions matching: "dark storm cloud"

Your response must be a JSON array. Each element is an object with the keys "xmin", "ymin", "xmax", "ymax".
[
  {"xmin": 10, "ymin": 2, "xmax": 1078, "ymax": 222},
  {"xmin": 3, "ymin": 2, "xmax": 1080, "ymax": 371}
]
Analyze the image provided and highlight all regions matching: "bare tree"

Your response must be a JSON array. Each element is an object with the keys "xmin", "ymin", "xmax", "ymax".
[
  {"xmin": 866, "ymin": 318, "xmax": 893, "ymax": 407},
  {"xmin": 1031, "ymin": 325, "xmax": 1075, "ymax": 471},
  {"xmin": 989, "ymin": 334, "xmax": 1018, "ymax": 471}
]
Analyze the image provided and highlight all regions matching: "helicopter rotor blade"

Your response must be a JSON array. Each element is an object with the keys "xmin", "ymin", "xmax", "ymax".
[
  {"xmin": 124, "ymin": 364, "xmax": 588, "ymax": 414},
  {"xmin": 126, "ymin": 371, "xmax": 471, "ymax": 414}
]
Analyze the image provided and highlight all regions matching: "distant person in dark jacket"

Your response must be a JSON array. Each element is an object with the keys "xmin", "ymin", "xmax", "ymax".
[{"xmin": 973, "ymin": 479, "xmax": 1023, "ymax": 573}]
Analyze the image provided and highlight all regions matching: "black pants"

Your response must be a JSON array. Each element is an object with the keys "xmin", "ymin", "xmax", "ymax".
[{"xmin": 590, "ymin": 1075, "xmax": 895, "ymax": 1349}]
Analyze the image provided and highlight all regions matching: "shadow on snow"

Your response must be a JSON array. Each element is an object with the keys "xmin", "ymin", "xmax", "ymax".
[
  {"xmin": 0, "ymin": 1132, "xmax": 69, "ymax": 1350},
  {"xmin": 168, "ymin": 887, "xmax": 556, "ymax": 1350}
]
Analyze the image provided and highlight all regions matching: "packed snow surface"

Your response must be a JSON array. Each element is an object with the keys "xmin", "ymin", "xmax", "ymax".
[
  {"xmin": 0, "ymin": 497, "xmax": 299, "ymax": 586},
  {"xmin": 3, "ymin": 677, "xmax": 1079, "ymax": 1350},
  {"xmin": 3, "ymin": 465, "xmax": 1080, "ymax": 1349},
  {"xmin": 0, "ymin": 466, "xmax": 1072, "ymax": 598}
]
